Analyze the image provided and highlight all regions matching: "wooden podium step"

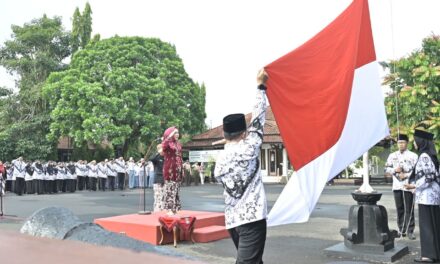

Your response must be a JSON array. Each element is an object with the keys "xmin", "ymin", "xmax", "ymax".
[
  {"xmin": 193, "ymin": 225, "xmax": 230, "ymax": 243},
  {"xmin": 95, "ymin": 210, "xmax": 229, "ymax": 245}
]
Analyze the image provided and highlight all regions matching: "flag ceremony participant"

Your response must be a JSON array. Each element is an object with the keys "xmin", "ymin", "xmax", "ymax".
[
  {"xmin": 214, "ymin": 69, "xmax": 268, "ymax": 264},
  {"xmin": 385, "ymin": 134, "xmax": 418, "ymax": 239},
  {"xmin": 162, "ymin": 126, "xmax": 183, "ymax": 214},
  {"xmin": 405, "ymin": 129, "xmax": 440, "ymax": 263}
]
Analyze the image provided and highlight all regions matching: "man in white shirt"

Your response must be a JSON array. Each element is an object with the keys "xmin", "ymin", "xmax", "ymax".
[
  {"xmin": 97, "ymin": 161, "xmax": 108, "ymax": 191},
  {"xmin": 147, "ymin": 161, "xmax": 154, "ymax": 188},
  {"xmin": 87, "ymin": 161, "xmax": 98, "ymax": 191},
  {"xmin": 106, "ymin": 159, "xmax": 117, "ymax": 191},
  {"xmin": 214, "ymin": 69, "xmax": 268, "ymax": 264},
  {"xmin": 76, "ymin": 160, "xmax": 85, "ymax": 191},
  {"xmin": 127, "ymin": 157, "xmax": 137, "ymax": 189},
  {"xmin": 115, "ymin": 157, "xmax": 126, "ymax": 190},
  {"xmin": 385, "ymin": 134, "xmax": 418, "ymax": 239}
]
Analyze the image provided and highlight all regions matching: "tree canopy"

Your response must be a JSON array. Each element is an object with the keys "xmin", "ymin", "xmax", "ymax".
[
  {"xmin": 43, "ymin": 36, "xmax": 206, "ymax": 157},
  {"xmin": 382, "ymin": 35, "xmax": 440, "ymax": 145},
  {"xmin": 0, "ymin": 15, "xmax": 71, "ymax": 161}
]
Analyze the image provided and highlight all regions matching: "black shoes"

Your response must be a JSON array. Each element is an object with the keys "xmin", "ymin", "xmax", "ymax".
[
  {"xmin": 397, "ymin": 232, "xmax": 416, "ymax": 240},
  {"xmin": 397, "ymin": 232, "xmax": 406, "ymax": 237}
]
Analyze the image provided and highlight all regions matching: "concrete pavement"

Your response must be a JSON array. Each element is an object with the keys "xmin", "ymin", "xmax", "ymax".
[{"xmin": 0, "ymin": 184, "xmax": 422, "ymax": 263}]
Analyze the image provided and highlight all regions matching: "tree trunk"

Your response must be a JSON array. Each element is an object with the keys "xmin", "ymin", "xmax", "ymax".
[{"xmin": 121, "ymin": 140, "xmax": 129, "ymax": 159}]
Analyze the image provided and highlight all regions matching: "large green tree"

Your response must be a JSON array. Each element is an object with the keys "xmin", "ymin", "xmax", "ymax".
[
  {"xmin": 0, "ymin": 15, "xmax": 71, "ymax": 161},
  {"xmin": 43, "ymin": 36, "xmax": 206, "ymax": 157},
  {"xmin": 383, "ymin": 35, "xmax": 440, "ymax": 144}
]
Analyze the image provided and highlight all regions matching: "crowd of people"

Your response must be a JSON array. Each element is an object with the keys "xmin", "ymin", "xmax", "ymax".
[{"xmin": 0, "ymin": 157, "xmax": 213, "ymax": 197}]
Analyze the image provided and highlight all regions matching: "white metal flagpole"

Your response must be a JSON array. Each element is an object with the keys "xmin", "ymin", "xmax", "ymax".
[{"xmin": 358, "ymin": 151, "xmax": 374, "ymax": 193}]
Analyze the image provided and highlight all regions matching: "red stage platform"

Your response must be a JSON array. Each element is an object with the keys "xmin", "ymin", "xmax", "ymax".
[{"xmin": 95, "ymin": 210, "xmax": 230, "ymax": 245}]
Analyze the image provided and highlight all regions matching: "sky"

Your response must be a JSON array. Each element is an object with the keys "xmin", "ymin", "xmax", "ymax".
[{"xmin": 1, "ymin": 0, "xmax": 439, "ymax": 128}]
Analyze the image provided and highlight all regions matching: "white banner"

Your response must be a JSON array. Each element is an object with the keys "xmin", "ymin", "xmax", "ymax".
[{"xmin": 189, "ymin": 150, "xmax": 222, "ymax": 163}]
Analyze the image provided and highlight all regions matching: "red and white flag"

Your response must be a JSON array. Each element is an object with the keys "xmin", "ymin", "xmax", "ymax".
[{"xmin": 265, "ymin": 0, "xmax": 389, "ymax": 226}]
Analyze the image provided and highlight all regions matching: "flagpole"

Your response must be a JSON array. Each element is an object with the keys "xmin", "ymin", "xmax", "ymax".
[{"xmin": 358, "ymin": 151, "xmax": 374, "ymax": 193}]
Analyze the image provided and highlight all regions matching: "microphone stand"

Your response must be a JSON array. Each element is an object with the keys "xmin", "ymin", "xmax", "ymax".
[{"xmin": 138, "ymin": 138, "xmax": 161, "ymax": 215}]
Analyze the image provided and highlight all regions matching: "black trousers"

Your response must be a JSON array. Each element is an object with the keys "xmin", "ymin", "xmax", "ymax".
[
  {"xmin": 419, "ymin": 204, "xmax": 440, "ymax": 260},
  {"xmin": 71, "ymin": 179, "xmax": 77, "ymax": 192},
  {"xmin": 5, "ymin": 180, "xmax": 12, "ymax": 192},
  {"xmin": 393, "ymin": 190, "xmax": 415, "ymax": 234},
  {"xmin": 46, "ymin": 180, "xmax": 55, "ymax": 194},
  {"xmin": 108, "ymin": 176, "xmax": 116, "ymax": 191},
  {"xmin": 33, "ymin": 179, "xmax": 42, "ymax": 194},
  {"xmin": 15, "ymin": 178, "xmax": 25, "ymax": 196},
  {"xmin": 77, "ymin": 176, "xmax": 85, "ymax": 190},
  {"xmin": 55, "ymin": 179, "xmax": 63, "ymax": 193},
  {"xmin": 99, "ymin": 178, "xmax": 106, "ymax": 191},
  {"xmin": 85, "ymin": 176, "xmax": 90, "ymax": 190},
  {"xmin": 89, "ymin": 177, "xmax": 97, "ymax": 191},
  {"xmin": 146, "ymin": 175, "xmax": 150, "ymax": 188},
  {"xmin": 117, "ymin": 173, "xmax": 125, "ymax": 190},
  {"xmin": 25, "ymin": 181, "xmax": 34, "ymax": 194},
  {"xmin": 62, "ymin": 179, "xmax": 67, "ymax": 192},
  {"xmin": 228, "ymin": 219, "xmax": 267, "ymax": 264}
]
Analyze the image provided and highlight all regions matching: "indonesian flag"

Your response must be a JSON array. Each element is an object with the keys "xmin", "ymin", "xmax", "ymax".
[{"xmin": 265, "ymin": 0, "xmax": 389, "ymax": 226}]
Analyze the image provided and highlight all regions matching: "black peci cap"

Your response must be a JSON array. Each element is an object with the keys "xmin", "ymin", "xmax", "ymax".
[
  {"xmin": 223, "ymin": 113, "xmax": 246, "ymax": 134},
  {"xmin": 397, "ymin": 134, "xmax": 409, "ymax": 142}
]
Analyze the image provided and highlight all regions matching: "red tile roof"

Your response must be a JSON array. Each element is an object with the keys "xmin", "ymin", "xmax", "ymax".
[{"xmin": 185, "ymin": 106, "xmax": 283, "ymax": 149}]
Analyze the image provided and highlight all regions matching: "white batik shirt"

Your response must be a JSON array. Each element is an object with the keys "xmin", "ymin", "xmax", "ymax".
[
  {"xmin": 98, "ymin": 163, "xmax": 107, "ymax": 178},
  {"xmin": 215, "ymin": 89, "xmax": 267, "ymax": 229},
  {"xmin": 12, "ymin": 160, "xmax": 26, "ymax": 179},
  {"xmin": 76, "ymin": 163, "xmax": 84, "ymax": 177},
  {"xmin": 32, "ymin": 163, "xmax": 45, "ymax": 180},
  {"xmin": 107, "ymin": 163, "xmax": 117, "ymax": 177},
  {"xmin": 413, "ymin": 153, "xmax": 440, "ymax": 205},
  {"xmin": 115, "ymin": 160, "xmax": 126, "ymax": 173},
  {"xmin": 385, "ymin": 150, "xmax": 418, "ymax": 191},
  {"xmin": 56, "ymin": 167, "xmax": 66, "ymax": 180},
  {"xmin": 88, "ymin": 164, "xmax": 98, "ymax": 178}
]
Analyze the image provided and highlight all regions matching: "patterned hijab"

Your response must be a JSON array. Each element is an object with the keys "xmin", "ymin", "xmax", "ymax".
[{"xmin": 163, "ymin": 126, "xmax": 178, "ymax": 142}]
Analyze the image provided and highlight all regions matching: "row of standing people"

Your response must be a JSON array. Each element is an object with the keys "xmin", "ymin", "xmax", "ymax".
[
  {"xmin": 0, "ymin": 158, "xmax": 156, "ymax": 195},
  {"xmin": 0, "ymin": 156, "xmax": 213, "ymax": 197}
]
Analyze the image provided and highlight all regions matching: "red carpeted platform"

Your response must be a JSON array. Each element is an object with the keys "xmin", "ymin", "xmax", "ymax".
[{"xmin": 94, "ymin": 210, "xmax": 230, "ymax": 245}]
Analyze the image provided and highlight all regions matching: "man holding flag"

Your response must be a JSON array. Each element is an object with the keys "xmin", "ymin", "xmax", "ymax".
[{"xmin": 215, "ymin": 69, "xmax": 269, "ymax": 264}]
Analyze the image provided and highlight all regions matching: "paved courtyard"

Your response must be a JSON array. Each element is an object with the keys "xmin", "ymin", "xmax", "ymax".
[{"xmin": 0, "ymin": 184, "xmax": 421, "ymax": 263}]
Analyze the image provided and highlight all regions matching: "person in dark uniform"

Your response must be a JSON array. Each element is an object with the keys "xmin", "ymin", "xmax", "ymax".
[{"xmin": 150, "ymin": 144, "xmax": 165, "ymax": 212}]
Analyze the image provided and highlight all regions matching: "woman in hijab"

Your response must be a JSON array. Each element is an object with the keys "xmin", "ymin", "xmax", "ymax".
[
  {"xmin": 405, "ymin": 129, "xmax": 440, "ymax": 263},
  {"xmin": 162, "ymin": 126, "xmax": 183, "ymax": 214}
]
